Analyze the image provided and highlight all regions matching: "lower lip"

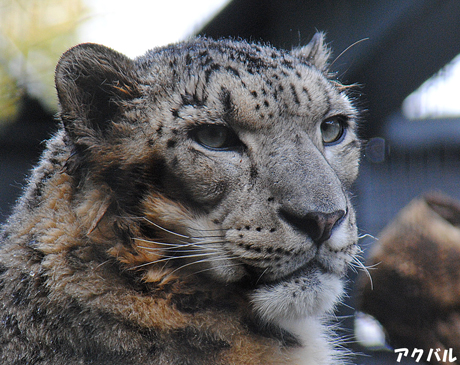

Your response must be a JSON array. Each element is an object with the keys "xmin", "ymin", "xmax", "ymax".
[{"xmin": 260, "ymin": 260, "xmax": 328, "ymax": 287}]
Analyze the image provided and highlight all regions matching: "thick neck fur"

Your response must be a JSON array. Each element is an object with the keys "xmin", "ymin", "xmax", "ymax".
[
  {"xmin": 1, "ymin": 35, "xmax": 360, "ymax": 364},
  {"xmin": 1, "ymin": 130, "xmax": 345, "ymax": 364}
]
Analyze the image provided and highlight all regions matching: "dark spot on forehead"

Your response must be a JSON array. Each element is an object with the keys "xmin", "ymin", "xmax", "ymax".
[
  {"xmin": 290, "ymin": 84, "xmax": 300, "ymax": 105},
  {"xmin": 202, "ymin": 56, "xmax": 214, "ymax": 66},
  {"xmin": 204, "ymin": 63, "xmax": 221, "ymax": 83},
  {"xmin": 281, "ymin": 58, "xmax": 294, "ymax": 69},
  {"xmin": 181, "ymin": 93, "xmax": 205, "ymax": 107},
  {"xmin": 225, "ymin": 66, "xmax": 240, "ymax": 77},
  {"xmin": 219, "ymin": 87, "xmax": 233, "ymax": 115},
  {"xmin": 302, "ymin": 87, "xmax": 312, "ymax": 102},
  {"xmin": 156, "ymin": 124, "xmax": 163, "ymax": 136}
]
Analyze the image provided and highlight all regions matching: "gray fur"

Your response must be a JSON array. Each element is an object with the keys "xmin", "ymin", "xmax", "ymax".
[{"xmin": 0, "ymin": 35, "xmax": 361, "ymax": 364}]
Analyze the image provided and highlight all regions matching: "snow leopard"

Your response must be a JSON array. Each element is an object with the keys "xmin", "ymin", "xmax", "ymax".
[{"xmin": 0, "ymin": 33, "xmax": 361, "ymax": 364}]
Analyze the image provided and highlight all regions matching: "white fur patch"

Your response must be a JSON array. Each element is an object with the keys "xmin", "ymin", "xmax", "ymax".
[
  {"xmin": 279, "ymin": 317, "xmax": 345, "ymax": 365},
  {"xmin": 250, "ymin": 268, "xmax": 344, "ymax": 322}
]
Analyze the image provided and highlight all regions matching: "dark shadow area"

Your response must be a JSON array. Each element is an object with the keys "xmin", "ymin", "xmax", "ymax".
[{"xmin": 0, "ymin": 96, "xmax": 56, "ymax": 221}]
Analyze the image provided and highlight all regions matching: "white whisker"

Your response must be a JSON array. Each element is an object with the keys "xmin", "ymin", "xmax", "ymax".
[
  {"xmin": 133, "ymin": 238, "xmax": 183, "ymax": 247},
  {"xmin": 188, "ymin": 227, "xmax": 222, "ymax": 233},
  {"xmin": 142, "ymin": 217, "xmax": 190, "ymax": 239},
  {"xmin": 185, "ymin": 260, "xmax": 244, "ymax": 278},
  {"xmin": 131, "ymin": 251, "xmax": 219, "ymax": 270},
  {"xmin": 168, "ymin": 255, "xmax": 243, "ymax": 277},
  {"xmin": 358, "ymin": 233, "xmax": 377, "ymax": 241},
  {"xmin": 192, "ymin": 238, "xmax": 227, "ymax": 246},
  {"xmin": 350, "ymin": 253, "xmax": 376, "ymax": 290},
  {"xmin": 138, "ymin": 245, "xmax": 222, "ymax": 255},
  {"xmin": 329, "ymin": 37, "xmax": 369, "ymax": 68},
  {"xmin": 255, "ymin": 267, "xmax": 269, "ymax": 285},
  {"xmin": 189, "ymin": 235, "xmax": 224, "ymax": 240},
  {"xmin": 134, "ymin": 235, "xmax": 228, "ymax": 255},
  {"xmin": 137, "ymin": 246, "xmax": 192, "ymax": 253}
]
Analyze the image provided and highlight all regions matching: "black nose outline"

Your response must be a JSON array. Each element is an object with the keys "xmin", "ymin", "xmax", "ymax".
[{"xmin": 279, "ymin": 209, "xmax": 346, "ymax": 244}]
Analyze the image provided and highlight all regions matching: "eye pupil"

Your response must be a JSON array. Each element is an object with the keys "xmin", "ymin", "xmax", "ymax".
[
  {"xmin": 321, "ymin": 117, "xmax": 346, "ymax": 144},
  {"xmin": 194, "ymin": 125, "xmax": 238, "ymax": 149}
]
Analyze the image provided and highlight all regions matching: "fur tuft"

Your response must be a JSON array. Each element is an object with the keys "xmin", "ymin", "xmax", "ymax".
[{"xmin": 291, "ymin": 32, "xmax": 332, "ymax": 71}]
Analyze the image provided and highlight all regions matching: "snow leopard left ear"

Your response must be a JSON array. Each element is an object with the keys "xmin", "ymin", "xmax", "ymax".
[
  {"xmin": 55, "ymin": 43, "xmax": 141, "ymax": 144},
  {"xmin": 291, "ymin": 33, "xmax": 331, "ymax": 71}
]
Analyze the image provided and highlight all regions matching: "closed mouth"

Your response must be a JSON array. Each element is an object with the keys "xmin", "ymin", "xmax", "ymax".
[
  {"xmin": 241, "ymin": 259, "xmax": 327, "ymax": 289},
  {"xmin": 233, "ymin": 239, "xmax": 354, "ymax": 289},
  {"xmin": 266, "ymin": 260, "xmax": 328, "ymax": 286}
]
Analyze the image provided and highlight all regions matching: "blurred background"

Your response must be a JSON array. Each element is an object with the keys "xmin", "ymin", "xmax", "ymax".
[{"xmin": 2, "ymin": 0, "xmax": 460, "ymax": 363}]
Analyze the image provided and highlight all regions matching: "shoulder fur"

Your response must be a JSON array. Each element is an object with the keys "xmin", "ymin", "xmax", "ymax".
[{"xmin": 0, "ymin": 34, "xmax": 361, "ymax": 364}]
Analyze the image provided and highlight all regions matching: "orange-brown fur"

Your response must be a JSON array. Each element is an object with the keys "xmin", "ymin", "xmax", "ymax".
[{"xmin": 0, "ymin": 36, "xmax": 361, "ymax": 364}]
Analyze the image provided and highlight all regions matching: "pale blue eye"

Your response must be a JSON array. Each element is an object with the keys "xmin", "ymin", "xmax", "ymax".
[
  {"xmin": 196, "ymin": 125, "xmax": 228, "ymax": 148},
  {"xmin": 321, "ymin": 117, "xmax": 346, "ymax": 145},
  {"xmin": 194, "ymin": 125, "xmax": 240, "ymax": 150}
]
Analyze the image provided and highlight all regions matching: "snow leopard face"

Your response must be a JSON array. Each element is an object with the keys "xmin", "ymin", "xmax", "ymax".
[
  {"xmin": 54, "ymin": 36, "xmax": 360, "ymax": 323},
  {"xmin": 0, "ymin": 34, "xmax": 361, "ymax": 365}
]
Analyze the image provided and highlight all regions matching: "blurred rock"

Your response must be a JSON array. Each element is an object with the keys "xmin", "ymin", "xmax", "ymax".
[{"xmin": 357, "ymin": 192, "xmax": 460, "ymax": 364}]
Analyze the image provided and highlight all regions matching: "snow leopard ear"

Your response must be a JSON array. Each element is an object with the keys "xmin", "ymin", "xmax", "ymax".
[
  {"xmin": 55, "ymin": 43, "xmax": 141, "ymax": 143},
  {"xmin": 291, "ymin": 33, "xmax": 331, "ymax": 71}
]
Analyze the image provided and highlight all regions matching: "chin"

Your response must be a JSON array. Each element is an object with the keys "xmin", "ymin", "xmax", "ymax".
[{"xmin": 249, "ymin": 264, "xmax": 345, "ymax": 323}]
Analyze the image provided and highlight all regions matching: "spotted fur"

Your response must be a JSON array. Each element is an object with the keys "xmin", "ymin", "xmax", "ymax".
[{"xmin": 0, "ymin": 34, "xmax": 361, "ymax": 364}]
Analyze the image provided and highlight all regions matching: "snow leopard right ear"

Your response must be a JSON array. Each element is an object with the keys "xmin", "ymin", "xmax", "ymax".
[
  {"xmin": 55, "ymin": 43, "xmax": 141, "ymax": 144},
  {"xmin": 291, "ymin": 33, "xmax": 331, "ymax": 71}
]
